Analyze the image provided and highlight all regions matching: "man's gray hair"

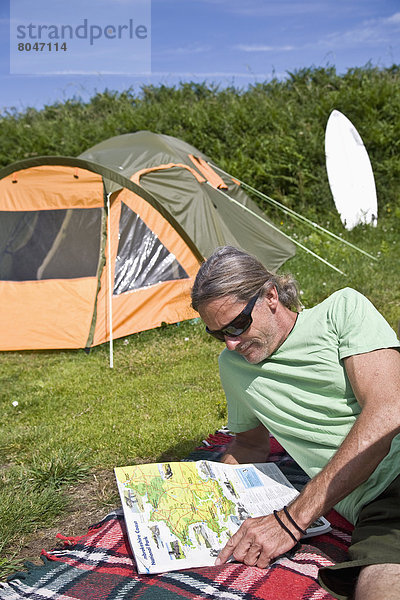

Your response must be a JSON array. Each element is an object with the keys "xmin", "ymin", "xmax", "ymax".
[{"xmin": 191, "ymin": 246, "xmax": 301, "ymax": 312}]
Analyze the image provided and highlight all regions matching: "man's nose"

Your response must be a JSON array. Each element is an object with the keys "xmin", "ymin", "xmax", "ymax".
[{"xmin": 224, "ymin": 336, "xmax": 242, "ymax": 351}]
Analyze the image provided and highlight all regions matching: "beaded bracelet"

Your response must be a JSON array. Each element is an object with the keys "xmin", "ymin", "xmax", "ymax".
[
  {"xmin": 273, "ymin": 510, "xmax": 298, "ymax": 545},
  {"xmin": 283, "ymin": 505, "xmax": 307, "ymax": 536}
]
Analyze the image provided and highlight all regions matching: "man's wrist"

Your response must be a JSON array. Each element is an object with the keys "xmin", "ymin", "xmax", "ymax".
[
  {"xmin": 282, "ymin": 505, "xmax": 307, "ymax": 536},
  {"xmin": 273, "ymin": 509, "xmax": 301, "ymax": 544}
]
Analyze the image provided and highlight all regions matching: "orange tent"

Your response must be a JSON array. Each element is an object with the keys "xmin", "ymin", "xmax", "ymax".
[{"xmin": 0, "ymin": 133, "xmax": 295, "ymax": 352}]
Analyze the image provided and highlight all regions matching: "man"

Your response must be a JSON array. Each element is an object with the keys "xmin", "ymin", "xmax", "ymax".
[{"xmin": 191, "ymin": 246, "xmax": 400, "ymax": 600}]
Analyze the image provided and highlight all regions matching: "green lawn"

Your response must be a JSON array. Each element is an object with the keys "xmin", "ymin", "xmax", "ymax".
[{"xmin": 0, "ymin": 319, "xmax": 227, "ymax": 577}]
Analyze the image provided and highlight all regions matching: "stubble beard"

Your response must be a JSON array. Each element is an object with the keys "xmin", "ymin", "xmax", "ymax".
[{"xmin": 236, "ymin": 339, "xmax": 273, "ymax": 364}]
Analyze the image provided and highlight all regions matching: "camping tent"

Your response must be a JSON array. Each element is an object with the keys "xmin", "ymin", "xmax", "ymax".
[{"xmin": 0, "ymin": 131, "xmax": 295, "ymax": 351}]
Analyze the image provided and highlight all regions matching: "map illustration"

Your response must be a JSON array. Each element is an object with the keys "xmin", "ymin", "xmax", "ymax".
[
  {"xmin": 115, "ymin": 460, "xmax": 330, "ymax": 574},
  {"xmin": 115, "ymin": 461, "xmax": 241, "ymax": 572}
]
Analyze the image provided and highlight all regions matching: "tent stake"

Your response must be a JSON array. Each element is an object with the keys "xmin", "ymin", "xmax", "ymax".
[
  {"xmin": 211, "ymin": 164, "xmax": 377, "ymax": 262},
  {"xmin": 208, "ymin": 183, "xmax": 346, "ymax": 276},
  {"xmin": 107, "ymin": 193, "xmax": 114, "ymax": 369}
]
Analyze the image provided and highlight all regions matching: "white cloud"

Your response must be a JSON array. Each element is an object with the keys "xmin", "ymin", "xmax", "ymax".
[
  {"xmin": 150, "ymin": 70, "xmax": 277, "ymax": 78},
  {"xmin": 40, "ymin": 71, "xmax": 151, "ymax": 75},
  {"xmin": 232, "ymin": 10, "xmax": 400, "ymax": 54},
  {"xmin": 236, "ymin": 44, "xmax": 295, "ymax": 52},
  {"xmin": 191, "ymin": 0, "xmax": 327, "ymax": 17},
  {"xmin": 228, "ymin": 10, "xmax": 400, "ymax": 64},
  {"xmin": 153, "ymin": 44, "xmax": 211, "ymax": 57},
  {"xmin": 382, "ymin": 12, "xmax": 400, "ymax": 25},
  {"xmin": 15, "ymin": 69, "xmax": 280, "ymax": 79},
  {"xmin": 316, "ymin": 12, "xmax": 400, "ymax": 49}
]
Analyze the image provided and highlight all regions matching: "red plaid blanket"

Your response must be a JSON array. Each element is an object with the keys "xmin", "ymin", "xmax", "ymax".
[{"xmin": 0, "ymin": 433, "xmax": 352, "ymax": 600}]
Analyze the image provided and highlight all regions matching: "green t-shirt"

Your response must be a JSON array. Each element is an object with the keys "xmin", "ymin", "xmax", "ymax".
[{"xmin": 219, "ymin": 288, "xmax": 400, "ymax": 524}]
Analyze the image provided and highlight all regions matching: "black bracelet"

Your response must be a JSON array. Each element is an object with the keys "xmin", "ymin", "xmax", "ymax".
[
  {"xmin": 273, "ymin": 510, "xmax": 298, "ymax": 545},
  {"xmin": 283, "ymin": 505, "xmax": 307, "ymax": 536}
]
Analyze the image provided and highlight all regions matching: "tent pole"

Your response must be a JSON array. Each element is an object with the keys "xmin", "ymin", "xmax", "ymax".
[
  {"xmin": 207, "ymin": 183, "xmax": 346, "ymax": 276},
  {"xmin": 107, "ymin": 193, "xmax": 114, "ymax": 369},
  {"xmin": 210, "ymin": 163, "xmax": 377, "ymax": 261}
]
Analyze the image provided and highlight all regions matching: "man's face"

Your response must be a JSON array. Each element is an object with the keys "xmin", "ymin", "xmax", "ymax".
[{"xmin": 199, "ymin": 293, "xmax": 281, "ymax": 364}]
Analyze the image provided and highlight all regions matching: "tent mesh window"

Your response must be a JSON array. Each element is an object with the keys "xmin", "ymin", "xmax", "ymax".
[
  {"xmin": 0, "ymin": 208, "xmax": 102, "ymax": 281},
  {"xmin": 113, "ymin": 201, "xmax": 189, "ymax": 295}
]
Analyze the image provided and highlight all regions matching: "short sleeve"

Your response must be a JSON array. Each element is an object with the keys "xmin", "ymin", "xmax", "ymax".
[
  {"xmin": 219, "ymin": 349, "xmax": 261, "ymax": 433},
  {"xmin": 328, "ymin": 288, "xmax": 400, "ymax": 360}
]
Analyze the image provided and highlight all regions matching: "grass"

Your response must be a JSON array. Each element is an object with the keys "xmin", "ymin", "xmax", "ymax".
[
  {"xmin": 28, "ymin": 448, "xmax": 91, "ymax": 490},
  {"xmin": 0, "ymin": 464, "xmax": 68, "ymax": 567},
  {"xmin": 276, "ymin": 216, "xmax": 400, "ymax": 329},
  {"xmin": 0, "ymin": 322, "xmax": 227, "ymax": 467},
  {"xmin": 0, "ymin": 320, "xmax": 229, "ymax": 578}
]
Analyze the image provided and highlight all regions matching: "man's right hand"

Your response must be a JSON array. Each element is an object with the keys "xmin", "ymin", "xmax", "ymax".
[{"xmin": 215, "ymin": 511, "xmax": 300, "ymax": 568}]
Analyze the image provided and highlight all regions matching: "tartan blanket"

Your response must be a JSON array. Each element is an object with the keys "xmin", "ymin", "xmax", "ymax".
[{"xmin": 0, "ymin": 432, "xmax": 353, "ymax": 600}]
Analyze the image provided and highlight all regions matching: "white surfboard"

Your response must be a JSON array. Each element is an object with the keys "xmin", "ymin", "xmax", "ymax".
[{"xmin": 325, "ymin": 110, "xmax": 378, "ymax": 230}]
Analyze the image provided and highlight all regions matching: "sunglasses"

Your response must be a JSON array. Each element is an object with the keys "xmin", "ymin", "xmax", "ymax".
[{"xmin": 205, "ymin": 290, "xmax": 261, "ymax": 341}]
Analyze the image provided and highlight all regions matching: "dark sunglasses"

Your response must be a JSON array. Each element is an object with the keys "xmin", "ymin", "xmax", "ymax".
[{"xmin": 205, "ymin": 290, "xmax": 261, "ymax": 341}]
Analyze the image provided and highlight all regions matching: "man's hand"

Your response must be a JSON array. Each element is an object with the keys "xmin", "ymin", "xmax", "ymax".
[{"xmin": 215, "ymin": 511, "xmax": 299, "ymax": 568}]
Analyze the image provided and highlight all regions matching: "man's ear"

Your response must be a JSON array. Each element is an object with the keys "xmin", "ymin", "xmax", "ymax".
[{"xmin": 263, "ymin": 284, "xmax": 279, "ymax": 310}]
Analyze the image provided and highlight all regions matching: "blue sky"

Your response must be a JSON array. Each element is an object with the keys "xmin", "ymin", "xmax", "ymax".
[{"xmin": 1, "ymin": 0, "xmax": 399, "ymax": 113}]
